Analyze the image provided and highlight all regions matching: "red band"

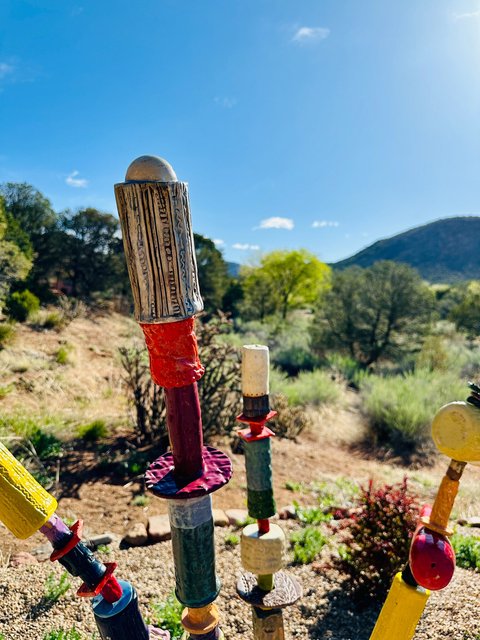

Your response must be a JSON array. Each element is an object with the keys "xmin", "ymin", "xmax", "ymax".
[{"xmin": 141, "ymin": 318, "xmax": 205, "ymax": 388}]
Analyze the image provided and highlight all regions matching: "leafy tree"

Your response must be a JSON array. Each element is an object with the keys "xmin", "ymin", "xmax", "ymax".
[
  {"xmin": 312, "ymin": 261, "xmax": 435, "ymax": 368},
  {"xmin": 449, "ymin": 281, "xmax": 480, "ymax": 338},
  {"xmin": 241, "ymin": 249, "xmax": 331, "ymax": 320},
  {"xmin": 194, "ymin": 233, "xmax": 229, "ymax": 314},
  {"xmin": 0, "ymin": 196, "xmax": 32, "ymax": 309},
  {"xmin": 59, "ymin": 208, "xmax": 125, "ymax": 298}
]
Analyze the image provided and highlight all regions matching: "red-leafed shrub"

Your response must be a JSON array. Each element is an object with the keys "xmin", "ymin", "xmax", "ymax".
[{"xmin": 335, "ymin": 477, "xmax": 420, "ymax": 602}]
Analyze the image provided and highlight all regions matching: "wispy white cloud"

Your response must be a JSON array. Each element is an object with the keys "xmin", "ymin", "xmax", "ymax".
[
  {"xmin": 453, "ymin": 9, "xmax": 480, "ymax": 20},
  {"xmin": 213, "ymin": 238, "xmax": 225, "ymax": 247},
  {"xmin": 232, "ymin": 243, "xmax": 260, "ymax": 251},
  {"xmin": 292, "ymin": 26, "xmax": 330, "ymax": 44},
  {"xmin": 214, "ymin": 96, "xmax": 237, "ymax": 109},
  {"xmin": 312, "ymin": 220, "xmax": 339, "ymax": 228},
  {"xmin": 0, "ymin": 62, "xmax": 14, "ymax": 79},
  {"xmin": 257, "ymin": 216, "xmax": 294, "ymax": 230},
  {"xmin": 66, "ymin": 170, "xmax": 88, "ymax": 188}
]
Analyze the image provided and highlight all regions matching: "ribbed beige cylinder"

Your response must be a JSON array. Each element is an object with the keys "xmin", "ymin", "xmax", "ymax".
[
  {"xmin": 114, "ymin": 180, "xmax": 203, "ymax": 323},
  {"xmin": 241, "ymin": 523, "xmax": 285, "ymax": 575},
  {"xmin": 242, "ymin": 345, "xmax": 269, "ymax": 397},
  {"xmin": 252, "ymin": 609, "xmax": 285, "ymax": 640}
]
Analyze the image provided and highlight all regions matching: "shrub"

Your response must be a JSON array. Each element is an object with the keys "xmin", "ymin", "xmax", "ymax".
[
  {"xmin": 451, "ymin": 533, "xmax": 480, "ymax": 571},
  {"xmin": 224, "ymin": 533, "xmax": 240, "ymax": 546},
  {"xmin": 44, "ymin": 571, "xmax": 71, "ymax": 602},
  {"xmin": 269, "ymin": 394, "xmax": 313, "ymax": 440},
  {"xmin": 28, "ymin": 427, "xmax": 63, "ymax": 460},
  {"xmin": 42, "ymin": 311, "xmax": 65, "ymax": 330},
  {"xmin": 360, "ymin": 369, "xmax": 466, "ymax": 456},
  {"xmin": 5, "ymin": 289, "xmax": 40, "ymax": 322},
  {"xmin": 43, "ymin": 630, "xmax": 81, "ymax": 640},
  {"xmin": 271, "ymin": 369, "xmax": 340, "ymax": 408},
  {"xmin": 131, "ymin": 494, "xmax": 150, "ymax": 507},
  {"xmin": 291, "ymin": 527, "xmax": 327, "ymax": 564},
  {"xmin": 149, "ymin": 593, "xmax": 183, "ymax": 640},
  {"xmin": 77, "ymin": 419, "xmax": 108, "ymax": 443},
  {"xmin": 55, "ymin": 344, "xmax": 73, "ymax": 365},
  {"xmin": 0, "ymin": 322, "xmax": 15, "ymax": 349},
  {"xmin": 334, "ymin": 478, "xmax": 420, "ymax": 601}
]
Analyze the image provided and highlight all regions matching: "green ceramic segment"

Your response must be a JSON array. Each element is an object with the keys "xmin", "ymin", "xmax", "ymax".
[
  {"xmin": 244, "ymin": 439, "xmax": 273, "ymax": 492},
  {"xmin": 170, "ymin": 518, "xmax": 220, "ymax": 608},
  {"xmin": 247, "ymin": 488, "xmax": 276, "ymax": 520}
]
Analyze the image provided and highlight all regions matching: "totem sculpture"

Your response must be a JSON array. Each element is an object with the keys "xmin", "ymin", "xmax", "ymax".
[
  {"xmin": 114, "ymin": 155, "xmax": 232, "ymax": 640},
  {"xmin": 370, "ymin": 381, "xmax": 480, "ymax": 640},
  {"xmin": 235, "ymin": 345, "xmax": 302, "ymax": 639},
  {"xmin": 0, "ymin": 442, "xmax": 168, "ymax": 639}
]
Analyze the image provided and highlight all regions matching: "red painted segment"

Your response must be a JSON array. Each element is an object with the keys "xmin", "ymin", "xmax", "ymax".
[
  {"xmin": 100, "ymin": 575, "xmax": 123, "ymax": 603},
  {"xmin": 165, "ymin": 384, "xmax": 204, "ymax": 479},
  {"xmin": 258, "ymin": 519, "xmax": 270, "ymax": 534},
  {"xmin": 141, "ymin": 318, "xmax": 204, "ymax": 388},
  {"xmin": 409, "ymin": 527, "xmax": 455, "ymax": 590},
  {"xmin": 50, "ymin": 520, "xmax": 82, "ymax": 562},
  {"xmin": 236, "ymin": 411, "xmax": 277, "ymax": 442},
  {"xmin": 77, "ymin": 562, "xmax": 119, "ymax": 599}
]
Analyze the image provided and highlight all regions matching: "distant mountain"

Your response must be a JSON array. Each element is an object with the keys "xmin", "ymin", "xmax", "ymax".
[
  {"xmin": 227, "ymin": 261, "xmax": 240, "ymax": 277},
  {"xmin": 334, "ymin": 217, "xmax": 480, "ymax": 283}
]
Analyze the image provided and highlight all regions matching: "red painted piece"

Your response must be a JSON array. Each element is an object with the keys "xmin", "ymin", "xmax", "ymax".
[
  {"xmin": 237, "ymin": 411, "xmax": 277, "ymax": 442},
  {"xmin": 100, "ymin": 575, "xmax": 123, "ymax": 603},
  {"xmin": 409, "ymin": 527, "xmax": 455, "ymax": 590},
  {"xmin": 145, "ymin": 446, "xmax": 233, "ymax": 499},
  {"xmin": 258, "ymin": 519, "xmax": 270, "ymax": 534},
  {"xmin": 50, "ymin": 520, "xmax": 82, "ymax": 562},
  {"xmin": 165, "ymin": 383, "xmax": 204, "ymax": 479},
  {"xmin": 77, "ymin": 562, "xmax": 119, "ymax": 599},
  {"xmin": 141, "ymin": 318, "xmax": 204, "ymax": 388}
]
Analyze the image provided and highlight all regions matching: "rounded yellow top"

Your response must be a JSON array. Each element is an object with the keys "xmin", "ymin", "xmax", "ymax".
[
  {"xmin": 125, "ymin": 155, "xmax": 177, "ymax": 182},
  {"xmin": 431, "ymin": 401, "xmax": 480, "ymax": 463}
]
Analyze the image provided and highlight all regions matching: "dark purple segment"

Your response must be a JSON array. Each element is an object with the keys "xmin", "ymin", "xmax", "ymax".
[
  {"xmin": 165, "ymin": 384, "xmax": 204, "ymax": 480},
  {"xmin": 145, "ymin": 446, "xmax": 232, "ymax": 499},
  {"xmin": 40, "ymin": 515, "xmax": 72, "ymax": 548}
]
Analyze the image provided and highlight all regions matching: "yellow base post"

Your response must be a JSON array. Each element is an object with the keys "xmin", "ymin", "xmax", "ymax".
[
  {"xmin": 369, "ymin": 573, "xmax": 430, "ymax": 640},
  {"xmin": 0, "ymin": 443, "xmax": 57, "ymax": 539}
]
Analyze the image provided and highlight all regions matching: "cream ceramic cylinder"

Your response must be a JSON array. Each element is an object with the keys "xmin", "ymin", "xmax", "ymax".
[
  {"xmin": 242, "ymin": 345, "xmax": 269, "ymax": 397},
  {"xmin": 241, "ymin": 523, "xmax": 285, "ymax": 575}
]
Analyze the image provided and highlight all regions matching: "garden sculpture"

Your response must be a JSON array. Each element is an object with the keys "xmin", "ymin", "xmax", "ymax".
[
  {"xmin": 0, "ymin": 441, "xmax": 168, "ymax": 639},
  {"xmin": 115, "ymin": 155, "xmax": 232, "ymax": 640},
  {"xmin": 236, "ymin": 345, "xmax": 302, "ymax": 639},
  {"xmin": 370, "ymin": 381, "xmax": 480, "ymax": 640}
]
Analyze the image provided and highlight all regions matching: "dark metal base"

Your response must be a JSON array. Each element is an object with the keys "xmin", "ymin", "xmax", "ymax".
[{"xmin": 236, "ymin": 571, "xmax": 302, "ymax": 610}]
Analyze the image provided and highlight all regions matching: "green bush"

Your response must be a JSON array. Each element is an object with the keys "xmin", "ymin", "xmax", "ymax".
[
  {"xmin": 334, "ymin": 478, "xmax": 419, "ymax": 601},
  {"xmin": 43, "ymin": 630, "xmax": 81, "ymax": 640},
  {"xmin": 5, "ymin": 289, "xmax": 40, "ymax": 322},
  {"xmin": 77, "ymin": 419, "xmax": 108, "ymax": 443},
  {"xmin": 452, "ymin": 533, "xmax": 480, "ymax": 571},
  {"xmin": 44, "ymin": 571, "xmax": 71, "ymax": 602},
  {"xmin": 360, "ymin": 369, "xmax": 466, "ymax": 454},
  {"xmin": 149, "ymin": 593, "xmax": 183, "ymax": 640},
  {"xmin": 271, "ymin": 369, "xmax": 340, "ymax": 407},
  {"xmin": 43, "ymin": 311, "xmax": 65, "ymax": 330},
  {"xmin": 269, "ymin": 393, "xmax": 313, "ymax": 440},
  {"xmin": 0, "ymin": 322, "xmax": 15, "ymax": 349},
  {"xmin": 291, "ymin": 527, "xmax": 327, "ymax": 564},
  {"xmin": 55, "ymin": 344, "xmax": 73, "ymax": 365}
]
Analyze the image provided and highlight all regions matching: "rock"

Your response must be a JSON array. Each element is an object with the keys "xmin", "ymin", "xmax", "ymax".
[
  {"xmin": 84, "ymin": 533, "xmax": 118, "ymax": 549},
  {"xmin": 465, "ymin": 516, "xmax": 480, "ymax": 528},
  {"xmin": 279, "ymin": 505, "xmax": 297, "ymax": 520},
  {"xmin": 226, "ymin": 509, "xmax": 249, "ymax": 527},
  {"xmin": 148, "ymin": 515, "xmax": 171, "ymax": 542},
  {"xmin": 213, "ymin": 509, "xmax": 229, "ymax": 527},
  {"xmin": 31, "ymin": 543, "xmax": 52, "ymax": 561},
  {"xmin": 9, "ymin": 552, "xmax": 38, "ymax": 567},
  {"xmin": 123, "ymin": 522, "xmax": 148, "ymax": 546}
]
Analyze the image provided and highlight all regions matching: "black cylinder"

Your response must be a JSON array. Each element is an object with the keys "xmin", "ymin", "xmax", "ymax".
[{"xmin": 92, "ymin": 580, "xmax": 149, "ymax": 640}]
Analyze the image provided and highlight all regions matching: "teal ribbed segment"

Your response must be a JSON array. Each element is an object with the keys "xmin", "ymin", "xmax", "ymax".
[
  {"xmin": 171, "ymin": 519, "xmax": 220, "ymax": 607},
  {"xmin": 244, "ymin": 439, "xmax": 273, "ymax": 492},
  {"xmin": 247, "ymin": 488, "xmax": 276, "ymax": 520}
]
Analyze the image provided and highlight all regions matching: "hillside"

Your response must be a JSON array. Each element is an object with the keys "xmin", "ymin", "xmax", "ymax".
[{"xmin": 334, "ymin": 216, "xmax": 480, "ymax": 282}]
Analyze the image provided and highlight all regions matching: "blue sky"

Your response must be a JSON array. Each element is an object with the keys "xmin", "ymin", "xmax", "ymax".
[{"xmin": 1, "ymin": 1, "xmax": 480, "ymax": 264}]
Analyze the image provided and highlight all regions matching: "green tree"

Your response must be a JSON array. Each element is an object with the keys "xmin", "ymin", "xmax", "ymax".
[
  {"xmin": 242, "ymin": 249, "xmax": 331, "ymax": 320},
  {"xmin": 194, "ymin": 233, "xmax": 229, "ymax": 314},
  {"xmin": 312, "ymin": 261, "xmax": 435, "ymax": 368},
  {"xmin": 449, "ymin": 281, "xmax": 480, "ymax": 338},
  {"xmin": 0, "ymin": 196, "xmax": 32, "ymax": 310},
  {"xmin": 59, "ymin": 208, "xmax": 125, "ymax": 298}
]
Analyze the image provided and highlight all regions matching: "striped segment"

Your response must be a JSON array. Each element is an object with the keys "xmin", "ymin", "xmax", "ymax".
[{"xmin": 114, "ymin": 181, "xmax": 203, "ymax": 323}]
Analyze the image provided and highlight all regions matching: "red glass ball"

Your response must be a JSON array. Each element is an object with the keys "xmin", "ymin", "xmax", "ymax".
[{"xmin": 409, "ymin": 527, "xmax": 455, "ymax": 590}]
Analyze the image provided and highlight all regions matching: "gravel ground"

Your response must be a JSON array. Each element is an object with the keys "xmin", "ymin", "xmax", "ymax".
[{"xmin": 0, "ymin": 526, "xmax": 479, "ymax": 640}]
